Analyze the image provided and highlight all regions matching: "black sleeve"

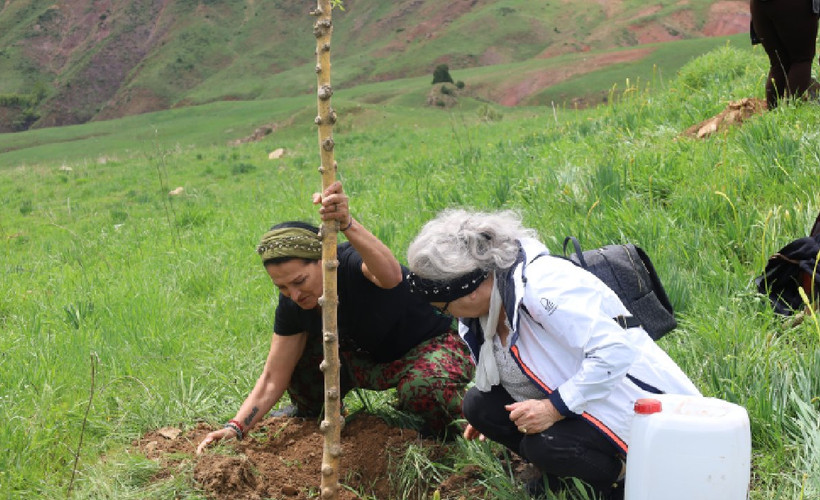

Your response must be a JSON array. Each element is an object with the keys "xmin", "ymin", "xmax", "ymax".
[
  {"xmin": 337, "ymin": 243, "xmax": 366, "ymax": 286},
  {"xmin": 273, "ymin": 293, "xmax": 305, "ymax": 336}
]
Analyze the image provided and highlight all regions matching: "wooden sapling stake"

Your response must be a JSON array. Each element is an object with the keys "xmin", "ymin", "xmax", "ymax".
[{"xmin": 311, "ymin": 1, "xmax": 342, "ymax": 498}]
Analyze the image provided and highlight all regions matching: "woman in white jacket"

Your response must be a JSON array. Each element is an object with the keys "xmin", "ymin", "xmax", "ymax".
[{"xmin": 406, "ymin": 209, "xmax": 699, "ymax": 500}]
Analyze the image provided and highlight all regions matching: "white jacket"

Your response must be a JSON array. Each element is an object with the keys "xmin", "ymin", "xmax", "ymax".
[{"xmin": 459, "ymin": 238, "xmax": 700, "ymax": 453}]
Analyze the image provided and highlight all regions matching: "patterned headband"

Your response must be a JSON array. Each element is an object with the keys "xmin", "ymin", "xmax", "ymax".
[
  {"xmin": 256, "ymin": 227, "xmax": 322, "ymax": 262},
  {"xmin": 406, "ymin": 268, "xmax": 489, "ymax": 302}
]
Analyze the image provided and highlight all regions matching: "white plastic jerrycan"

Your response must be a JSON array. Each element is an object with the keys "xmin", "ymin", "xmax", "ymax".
[{"xmin": 624, "ymin": 394, "xmax": 751, "ymax": 500}]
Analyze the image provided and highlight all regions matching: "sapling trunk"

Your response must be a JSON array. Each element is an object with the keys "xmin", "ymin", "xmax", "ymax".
[{"xmin": 311, "ymin": 1, "xmax": 342, "ymax": 498}]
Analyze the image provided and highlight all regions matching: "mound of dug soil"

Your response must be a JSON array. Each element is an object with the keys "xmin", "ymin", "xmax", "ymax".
[
  {"xmin": 683, "ymin": 97, "xmax": 767, "ymax": 138},
  {"xmin": 134, "ymin": 413, "xmax": 486, "ymax": 500}
]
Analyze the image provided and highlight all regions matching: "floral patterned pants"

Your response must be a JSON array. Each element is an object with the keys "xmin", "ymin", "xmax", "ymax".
[{"xmin": 287, "ymin": 327, "xmax": 474, "ymax": 438}]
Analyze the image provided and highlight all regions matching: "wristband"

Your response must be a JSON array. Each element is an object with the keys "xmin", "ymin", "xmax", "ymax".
[
  {"xmin": 224, "ymin": 421, "xmax": 243, "ymax": 440},
  {"xmin": 341, "ymin": 217, "xmax": 354, "ymax": 232},
  {"xmin": 228, "ymin": 419, "xmax": 245, "ymax": 433}
]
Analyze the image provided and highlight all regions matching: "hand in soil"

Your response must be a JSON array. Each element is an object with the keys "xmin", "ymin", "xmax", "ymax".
[{"xmin": 196, "ymin": 427, "xmax": 236, "ymax": 454}]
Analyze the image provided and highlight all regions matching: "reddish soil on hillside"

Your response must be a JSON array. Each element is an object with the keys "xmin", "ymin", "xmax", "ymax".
[
  {"xmin": 490, "ymin": 1, "xmax": 750, "ymax": 107},
  {"xmin": 8, "ymin": 0, "xmax": 753, "ymax": 129},
  {"xmin": 134, "ymin": 413, "xmax": 495, "ymax": 499},
  {"xmin": 495, "ymin": 47, "xmax": 653, "ymax": 106},
  {"xmin": 702, "ymin": 1, "xmax": 752, "ymax": 37},
  {"xmin": 624, "ymin": 1, "xmax": 749, "ymax": 45}
]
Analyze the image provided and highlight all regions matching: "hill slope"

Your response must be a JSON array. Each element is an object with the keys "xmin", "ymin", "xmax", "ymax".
[{"xmin": 0, "ymin": 0, "xmax": 750, "ymax": 131}]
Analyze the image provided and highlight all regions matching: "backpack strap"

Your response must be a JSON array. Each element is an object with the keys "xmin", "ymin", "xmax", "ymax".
[
  {"xmin": 562, "ymin": 236, "xmax": 588, "ymax": 268},
  {"xmin": 614, "ymin": 314, "xmax": 642, "ymax": 329}
]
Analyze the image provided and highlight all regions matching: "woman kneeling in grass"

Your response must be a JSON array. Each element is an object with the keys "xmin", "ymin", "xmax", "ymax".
[
  {"xmin": 406, "ymin": 209, "xmax": 700, "ymax": 499},
  {"xmin": 197, "ymin": 182, "xmax": 473, "ymax": 454}
]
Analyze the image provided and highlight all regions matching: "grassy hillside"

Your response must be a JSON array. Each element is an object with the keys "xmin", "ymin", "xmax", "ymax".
[
  {"xmin": 0, "ymin": 33, "xmax": 751, "ymax": 168},
  {"xmin": 3, "ymin": 41, "xmax": 820, "ymax": 498},
  {"xmin": 0, "ymin": 0, "xmax": 750, "ymax": 130}
]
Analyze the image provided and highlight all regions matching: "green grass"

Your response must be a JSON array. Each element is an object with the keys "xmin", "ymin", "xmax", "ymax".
[
  {"xmin": 2, "ymin": 43, "xmax": 820, "ymax": 499},
  {"xmin": 0, "ymin": 30, "xmax": 757, "ymax": 169},
  {"xmin": 0, "ymin": 97, "xmax": 315, "ymax": 167}
]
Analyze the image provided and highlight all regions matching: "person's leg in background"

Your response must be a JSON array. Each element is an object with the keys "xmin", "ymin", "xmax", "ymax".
[
  {"xmin": 751, "ymin": 0, "xmax": 819, "ymax": 108},
  {"xmin": 751, "ymin": 0, "xmax": 789, "ymax": 108},
  {"xmin": 776, "ymin": 0, "xmax": 818, "ymax": 100}
]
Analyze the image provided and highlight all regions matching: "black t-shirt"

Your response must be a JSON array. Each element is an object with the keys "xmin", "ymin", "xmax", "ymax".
[{"xmin": 273, "ymin": 243, "xmax": 453, "ymax": 362}]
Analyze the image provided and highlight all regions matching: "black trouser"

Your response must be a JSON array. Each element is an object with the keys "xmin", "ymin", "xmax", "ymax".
[
  {"xmin": 462, "ymin": 385, "xmax": 623, "ymax": 497},
  {"xmin": 750, "ymin": 0, "xmax": 819, "ymax": 108}
]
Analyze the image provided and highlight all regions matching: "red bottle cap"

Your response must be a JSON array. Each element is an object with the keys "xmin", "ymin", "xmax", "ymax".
[{"xmin": 634, "ymin": 398, "xmax": 662, "ymax": 414}]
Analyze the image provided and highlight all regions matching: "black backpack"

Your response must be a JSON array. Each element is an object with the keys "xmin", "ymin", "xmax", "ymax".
[
  {"xmin": 559, "ymin": 236, "xmax": 677, "ymax": 340},
  {"xmin": 755, "ymin": 212, "xmax": 820, "ymax": 316}
]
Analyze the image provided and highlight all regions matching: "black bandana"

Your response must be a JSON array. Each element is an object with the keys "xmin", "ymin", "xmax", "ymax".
[{"xmin": 406, "ymin": 268, "xmax": 489, "ymax": 302}]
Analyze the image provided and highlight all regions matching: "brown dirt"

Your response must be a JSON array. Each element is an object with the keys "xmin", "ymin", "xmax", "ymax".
[
  {"xmin": 625, "ymin": 0, "xmax": 749, "ymax": 45},
  {"xmin": 227, "ymin": 123, "xmax": 278, "ymax": 146},
  {"xmin": 134, "ymin": 413, "xmax": 481, "ymax": 500},
  {"xmin": 702, "ymin": 1, "xmax": 751, "ymax": 37},
  {"xmin": 682, "ymin": 97, "xmax": 767, "ymax": 138},
  {"xmin": 426, "ymin": 83, "xmax": 463, "ymax": 108},
  {"xmin": 27, "ymin": 0, "xmax": 175, "ymax": 127}
]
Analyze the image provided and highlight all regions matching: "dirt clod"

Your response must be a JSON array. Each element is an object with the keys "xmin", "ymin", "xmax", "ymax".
[
  {"xmin": 135, "ymin": 413, "xmax": 466, "ymax": 500},
  {"xmin": 683, "ymin": 97, "xmax": 767, "ymax": 138}
]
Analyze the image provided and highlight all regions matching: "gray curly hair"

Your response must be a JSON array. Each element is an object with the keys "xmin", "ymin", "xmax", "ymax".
[{"xmin": 407, "ymin": 209, "xmax": 536, "ymax": 281}]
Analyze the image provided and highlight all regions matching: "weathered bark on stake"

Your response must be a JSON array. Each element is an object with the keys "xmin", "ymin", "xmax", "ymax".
[{"xmin": 311, "ymin": 1, "xmax": 342, "ymax": 499}]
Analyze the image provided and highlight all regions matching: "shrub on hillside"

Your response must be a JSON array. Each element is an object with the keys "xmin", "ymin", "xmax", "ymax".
[
  {"xmin": 12, "ymin": 110, "xmax": 39, "ymax": 131},
  {"xmin": 432, "ymin": 64, "xmax": 454, "ymax": 84},
  {"xmin": 0, "ymin": 85, "xmax": 49, "ymax": 131}
]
